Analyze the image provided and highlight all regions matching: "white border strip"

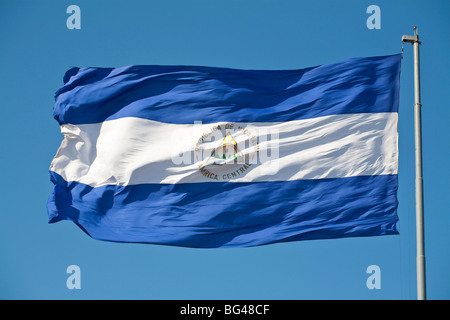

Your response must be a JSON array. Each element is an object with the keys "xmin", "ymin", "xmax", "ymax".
[{"xmin": 50, "ymin": 113, "xmax": 398, "ymax": 187}]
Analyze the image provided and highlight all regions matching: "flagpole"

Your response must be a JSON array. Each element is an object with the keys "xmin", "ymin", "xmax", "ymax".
[{"xmin": 402, "ymin": 27, "xmax": 426, "ymax": 300}]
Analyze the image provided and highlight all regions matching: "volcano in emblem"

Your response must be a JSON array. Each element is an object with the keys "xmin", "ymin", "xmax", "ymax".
[{"xmin": 206, "ymin": 132, "xmax": 243, "ymax": 165}]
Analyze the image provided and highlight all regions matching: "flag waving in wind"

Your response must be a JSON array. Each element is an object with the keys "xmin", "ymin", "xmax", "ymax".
[{"xmin": 47, "ymin": 54, "xmax": 401, "ymax": 248}]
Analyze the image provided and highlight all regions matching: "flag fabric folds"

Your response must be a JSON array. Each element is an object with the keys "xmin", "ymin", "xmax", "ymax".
[{"xmin": 47, "ymin": 54, "xmax": 401, "ymax": 248}]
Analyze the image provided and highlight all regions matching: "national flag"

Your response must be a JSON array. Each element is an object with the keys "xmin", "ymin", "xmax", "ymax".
[{"xmin": 47, "ymin": 54, "xmax": 401, "ymax": 248}]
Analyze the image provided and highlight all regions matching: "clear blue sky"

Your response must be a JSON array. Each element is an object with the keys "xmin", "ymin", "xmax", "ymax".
[{"xmin": 0, "ymin": 0, "xmax": 448, "ymax": 300}]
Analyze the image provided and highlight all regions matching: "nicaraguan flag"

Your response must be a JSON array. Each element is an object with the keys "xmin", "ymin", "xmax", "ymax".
[{"xmin": 47, "ymin": 54, "xmax": 401, "ymax": 248}]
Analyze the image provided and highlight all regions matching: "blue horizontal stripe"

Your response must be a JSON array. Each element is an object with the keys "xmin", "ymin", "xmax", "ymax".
[
  {"xmin": 47, "ymin": 173, "xmax": 399, "ymax": 248},
  {"xmin": 54, "ymin": 54, "xmax": 401, "ymax": 125}
]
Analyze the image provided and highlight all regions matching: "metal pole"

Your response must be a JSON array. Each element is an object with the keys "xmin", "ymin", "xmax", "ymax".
[{"xmin": 402, "ymin": 27, "xmax": 426, "ymax": 300}]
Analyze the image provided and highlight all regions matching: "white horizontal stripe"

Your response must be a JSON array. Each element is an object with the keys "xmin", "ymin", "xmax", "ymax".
[{"xmin": 50, "ymin": 113, "xmax": 398, "ymax": 187}]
